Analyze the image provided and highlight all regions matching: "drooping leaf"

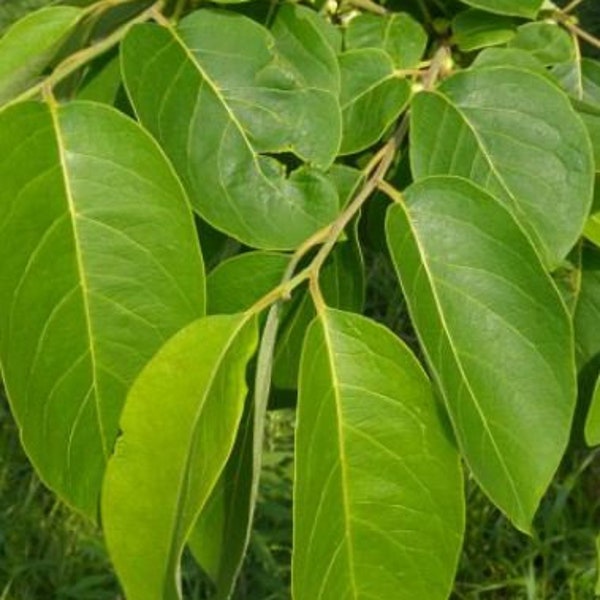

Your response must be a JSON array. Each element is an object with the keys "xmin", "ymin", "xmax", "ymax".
[
  {"xmin": 0, "ymin": 100, "xmax": 205, "ymax": 517},
  {"xmin": 344, "ymin": 12, "xmax": 427, "ymax": 70},
  {"xmin": 458, "ymin": 0, "xmax": 543, "ymax": 19},
  {"xmin": 102, "ymin": 314, "xmax": 258, "ymax": 600},
  {"xmin": 273, "ymin": 232, "xmax": 364, "ymax": 389},
  {"xmin": 386, "ymin": 176, "xmax": 576, "ymax": 531},
  {"xmin": 121, "ymin": 8, "xmax": 341, "ymax": 250},
  {"xmin": 585, "ymin": 375, "xmax": 600, "ymax": 446},
  {"xmin": 452, "ymin": 9, "xmax": 516, "ymax": 52},
  {"xmin": 0, "ymin": 6, "xmax": 83, "ymax": 106},
  {"xmin": 508, "ymin": 22, "xmax": 575, "ymax": 66},
  {"xmin": 411, "ymin": 67, "xmax": 595, "ymax": 269},
  {"xmin": 294, "ymin": 308, "xmax": 464, "ymax": 599},
  {"xmin": 338, "ymin": 49, "xmax": 410, "ymax": 155},
  {"xmin": 77, "ymin": 52, "xmax": 123, "ymax": 104},
  {"xmin": 187, "ymin": 399, "xmax": 253, "ymax": 599},
  {"xmin": 207, "ymin": 252, "xmax": 289, "ymax": 315},
  {"xmin": 574, "ymin": 244, "xmax": 600, "ymax": 377}
]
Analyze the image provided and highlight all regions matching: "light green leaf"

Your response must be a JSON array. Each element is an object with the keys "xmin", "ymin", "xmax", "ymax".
[
  {"xmin": 344, "ymin": 12, "xmax": 427, "ymax": 70},
  {"xmin": 294, "ymin": 308, "xmax": 464, "ymax": 599},
  {"xmin": 508, "ymin": 22, "xmax": 575, "ymax": 66},
  {"xmin": 121, "ymin": 9, "xmax": 341, "ymax": 250},
  {"xmin": 386, "ymin": 176, "xmax": 576, "ymax": 531},
  {"xmin": 452, "ymin": 9, "xmax": 516, "ymax": 52},
  {"xmin": 411, "ymin": 67, "xmax": 595, "ymax": 269},
  {"xmin": 207, "ymin": 252, "xmax": 289, "ymax": 315},
  {"xmin": 0, "ymin": 100, "xmax": 205, "ymax": 517},
  {"xmin": 187, "ymin": 400, "xmax": 253, "ymax": 599},
  {"xmin": 585, "ymin": 375, "xmax": 600, "ymax": 446},
  {"xmin": 458, "ymin": 0, "xmax": 543, "ymax": 18},
  {"xmin": 102, "ymin": 314, "xmax": 258, "ymax": 600},
  {"xmin": 338, "ymin": 49, "xmax": 410, "ymax": 155},
  {"xmin": 0, "ymin": 6, "xmax": 82, "ymax": 106},
  {"xmin": 273, "ymin": 233, "xmax": 364, "ymax": 390}
]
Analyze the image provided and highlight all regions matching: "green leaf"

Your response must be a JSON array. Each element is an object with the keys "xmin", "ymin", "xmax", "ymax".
[
  {"xmin": 386, "ymin": 176, "xmax": 576, "ymax": 531},
  {"xmin": 293, "ymin": 308, "xmax": 464, "ymax": 599},
  {"xmin": 411, "ymin": 67, "xmax": 595, "ymax": 269},
  {"xmin": 207, "ymin": 252, "xmax": 289, "ymax": 315},
  {"xmin": 585, "ymin": 182, "xmax": 600, "ymax": 247},
  {"xmin": 188, "ymin": 396, "xmax": 253, "ymax": 599},
  {"xmin": 0, "ymin": 100, "xmax": 205, "ymax": 517},
  {"xmin": 102, "ymin": 314, "xmax": 258, "ymax": 600},
  {"xmin": 471, "ymin": 47, "xmax": 551, "ymax": 76},
  {"xmin": 452, "ymin": 9, "xmax": 517, "ymax": 52},
  {"xmin": 458, "ymin": 0, "xmax": 543, "ymax": 19},
  {"xmin": 0, "ymin": 6, "xmax": 82, "ymax": 106},
  {"xmin": 121, "ymin": 9, "xmax": 341, "ymax": 250},
  {"xmin": 553, "ymin": 57, "xmax": 600, "ymax": 105},
  {"xmin": 338, "ymin": 49, "xmax": 410, "ymax": 155},
  {"xmin": 585, "ymin": 375, "xmax": 600, "ymax": 446},
  {"xmin": 508, "ymin": 22, "xmax": 575, "ymax": 66},
  {"xmin": 574, "ymin": 244, "xmax": 600, "ymax": 374},
  {"xmin": 344, "ymin": 12, "xmax": 427, "ymax": 70},
  {"xmin": 273, "ymin": 233, "xmax": 364, "ymax": 389},
  {"xmin": 77, "ymin": 53, "xmax": 122, "ymax": 105}
]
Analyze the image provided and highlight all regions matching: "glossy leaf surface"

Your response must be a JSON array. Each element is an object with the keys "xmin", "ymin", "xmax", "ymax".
[
  {"xmin": 0, "ymin": 100, "xmax": 205, "ymax": 516},
  {"xmin": 344, "ymin": 12, "xmax": 427, "ymax": 69},
  {"xmin": 121, "ymin": 8, "xmax": 341, "ymax": 249},
  {"xmin": 0, "ymin": 6, "xmax": 82, "ymax": 106},
  {"xmin": 338, "ymin": 49, "xmax": 410, "ymax": 155},
  {"xmin": 411, "ymin": 67, "xmax": 594, "ymax": 269},
  {"xmin": 386, "ymin": 176, "xmax": 576, "ymax": 531},
  {"xmin": 459, "ymin": 0, "xmax": 542, "ymax": 18},
  {"xmin": 103, "ymin": 314, "xmax": 258, "ymax": 600},
  {"xmin": 294, "ymin": 308, "xmax": 464, "ymax": 599}
]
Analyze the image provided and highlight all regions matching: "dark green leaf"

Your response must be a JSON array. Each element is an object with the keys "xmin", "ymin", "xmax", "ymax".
[
  {"xmin": 294, "ymin": 308, "xmax": 464, "ymax": 599},
  {"xmin": 585, "ymin": 375, "xmax": 600, "ymax": 446},
  {"xmin": 102, "ymin": 314, "xmax": 258, "ymax": 600},
  {"xmin": 452, "ymin": 9, "xmax": 516, "ymax": 52},
  {"xmin": 338, "ymin": 49, "xmax": 410, "ymax": 155},
  {"xmin": 458, "ymin": 0, "xmax": 543, "ymax": 19},
  {"xmin": 508, "ymin": 22, "xmax": 575, "ymax": 66},
  {"xmin": 411, "ymin": 67, "xmax": 595, "ymax": 269},
  {"xmin": 121, "ymin": 9, "xmax": 341, "ymax": 249},
  {"xmin": 345, "ymin": 12, "xmax": 427, "ymax": 70},
  {"xmin": 0, "ymin": 6, "xmax": 82, "ymax": 106},
  {"xmin": 207, "ymin": 252, "xmax": 289, "ymax": 315},
  {"xmin": 386, "ymin": 176, "xmax": 576, "ymax": 531},
  {"xmin": 0, "ymin": 100, "xmax": 205, "ymax": 517}
]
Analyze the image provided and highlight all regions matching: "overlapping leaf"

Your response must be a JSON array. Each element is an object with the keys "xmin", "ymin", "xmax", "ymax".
[
  {"xmin": 121, "ymin": 7, "xmax": 341, "ymax": 250},
  {"xmin": 585, "ymin": 376, "xmax": 600, "ymax": 446},
  {"xmin": 338, "ymin": 49, "xmax": 410, "ymax": 155},
  {"xmin": 508, "ymin": 22, "xmax": 575, "ymax": 66},
  {"xmin": 459, "ymin": 0, "xmax": 542, "ymax": 19},
  {"xmin": 386, "ymin": 176, "xmax": 576, "ymax": 531},
  {"xmin": 0, "ymin": 6, "xmax": 82, "ymax": 106},
  {"xmin": 411, "ymin": 67, "xmax": 594, "ymax": 269},
  {"xmin": 452, "ymin": 9, "xmax": 516, "ymax": 52},
  {"xmin": 294, "ymin": 308, "xmax": 464, "ymax": 599},
  {"xmin": 0, "ymin": 100, "xmax": 205, "ymax": 517},
  {"xmin": 103, "ymin": 314, "xmax": 258, "ymax": 600}
]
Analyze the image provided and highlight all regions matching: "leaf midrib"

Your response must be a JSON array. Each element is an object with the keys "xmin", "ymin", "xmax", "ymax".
[{"xmin": 48, "ymin": 101, "xmax": 108, "ymax": 459}]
